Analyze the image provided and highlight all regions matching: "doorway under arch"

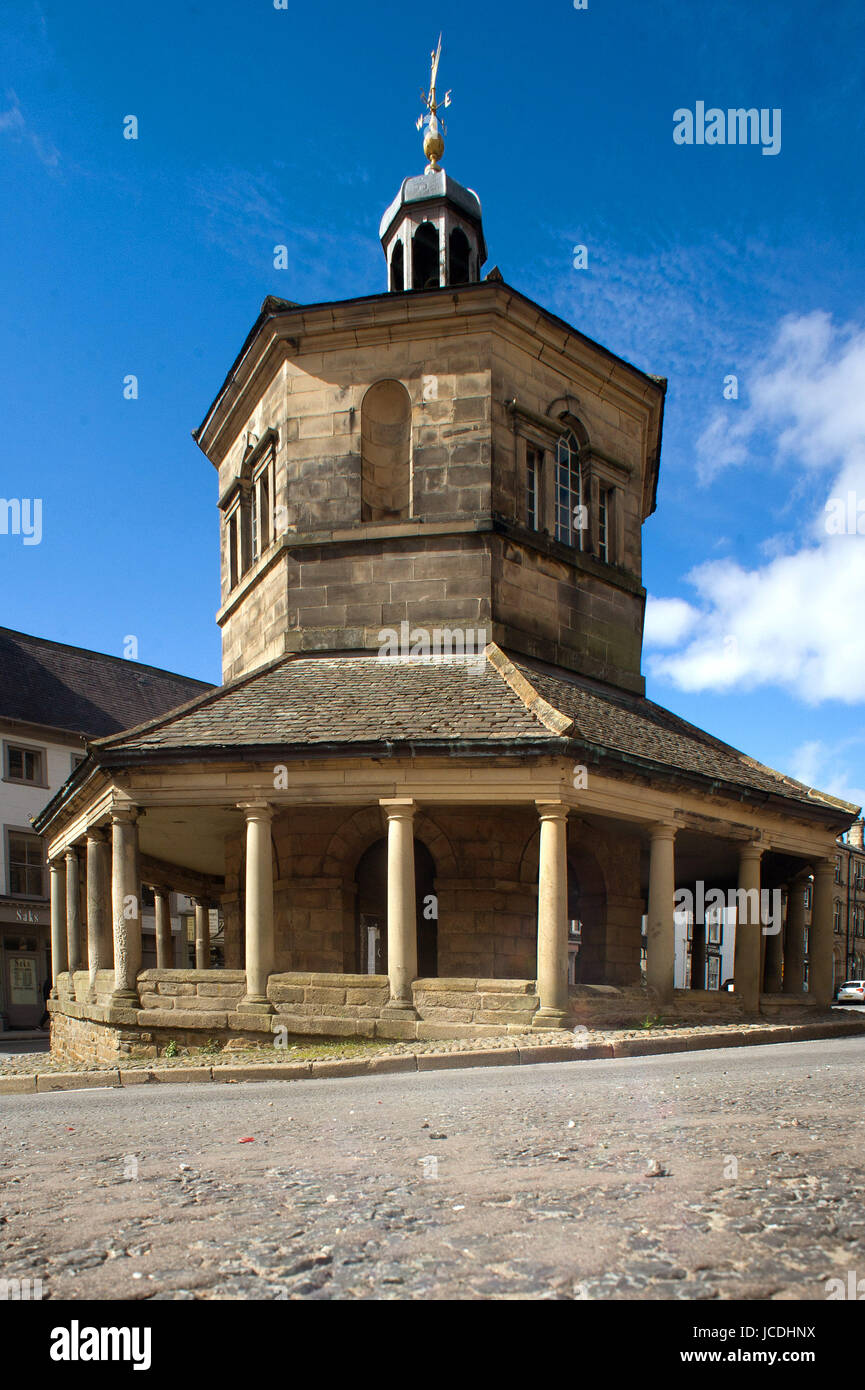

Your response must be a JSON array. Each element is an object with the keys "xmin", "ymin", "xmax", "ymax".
[
  {"xmin": 354, "ymin": 837, "xmax": 437, "ymax": 977},
  {"xmin": 567, "ymin": 846, "xmax": 607, "ymax": 984}
]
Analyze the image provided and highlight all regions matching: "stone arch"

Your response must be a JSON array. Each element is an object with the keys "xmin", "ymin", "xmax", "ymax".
[
  {"xmin": 355, "ymin": 836, "xmax": 438, "ymax": 978},
  {"xmin": 361, "ymin": 379, "xmax": 411, "ymax": 522},
  {"xmin": 321, "ymin": 805, "xmax": 457, "ymax": 880},
  {"xmin": 546, "ymin": 397, "xmax": 589, "ymax": 443},
  {"xmin": 321, "ymin": 807, "xmax": 455, "ymax": 977},
  {"xmin": 412, "ymin": 220, "xmax": 440, "ymax": 289},
  {"xmin": 518, "ymin": 825, "xmax": 540, "ymax": 886},
  {"xmin": 390, "ymin": 238, "xmax": 405, "ymax": 292},
  {"xmin": 449, "ymin": 225, "xmax": 471, "ymax": 284}
]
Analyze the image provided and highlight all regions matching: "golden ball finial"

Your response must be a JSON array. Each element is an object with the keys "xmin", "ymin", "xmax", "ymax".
[
  {"xmin": 424, "ymin": 116, "xmax": 445, "ymax": 173},
  {"xmin": 418, "ymin": 35, "xmax": 451, "ymax": 174}
]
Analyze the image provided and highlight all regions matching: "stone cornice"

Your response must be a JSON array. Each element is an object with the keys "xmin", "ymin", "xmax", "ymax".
[{"xmin": 193, "ymin": 281, "xmax": 665, "ymax": 474}]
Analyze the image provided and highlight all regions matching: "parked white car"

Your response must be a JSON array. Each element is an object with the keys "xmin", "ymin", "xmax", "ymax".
[{"xmin": 836, "ymin": 980, "xmax": 865, "ymax": 1003}]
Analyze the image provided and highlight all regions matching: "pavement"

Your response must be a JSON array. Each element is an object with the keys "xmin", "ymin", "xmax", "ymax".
[{"xmin": 2, "ymin": 1034, "xmax": 863, "ymax": 1300}]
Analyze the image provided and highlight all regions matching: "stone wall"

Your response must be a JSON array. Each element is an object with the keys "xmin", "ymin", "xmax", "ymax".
[
  {"xmin": 568, "ymin": 984, "xmax": 745, "ymax": 1027},
  {"xmin": 217, "ymin": 333, "xmax": 496, "ymax": 683},
  {"xmin": 267, "ymin": 973, "xmax": 539, "ymax": 1042},
  {"xmin": 413, "ymin": 978, "xmax": 538, "ymax": 1035},
  {"xmin": 49, "ymin": 969, "xmax": 807, "ymax": 1063},
  {"xmin": 49, "ymin": 970, "xmax": 546, "ymax": 1056},
  {"xmin": 50, "ymin": 1009, "xmax": 129, "ymax": 1066}
]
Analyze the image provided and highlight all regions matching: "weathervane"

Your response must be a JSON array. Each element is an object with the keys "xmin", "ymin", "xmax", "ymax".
[{"xmin": 416, "ymin": 34, "xmax": 451, "ymax": 173}]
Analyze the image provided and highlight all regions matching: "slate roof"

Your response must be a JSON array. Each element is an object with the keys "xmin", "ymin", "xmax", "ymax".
[
  {"xmin": 89, "ymin": 647, "xmax": 855, "ymax": 818},
  {"xmin": 96, "ymin": 654, "xmax": 551, "ymax": 751},
  {"xmin": 510, "ymin": 658, "xmax": 852, "ymax": 812},
  {"xmin": 0, "ymin": 627, "xmax": 213, "ymax": 738}
]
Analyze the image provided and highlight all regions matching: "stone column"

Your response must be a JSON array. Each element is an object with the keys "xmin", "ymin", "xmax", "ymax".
[
  {"xmin": 49, "ymin": 858, "xmax": 68, "ymax": 989},
  {"xmin": 646, "ymin": 824, "xmax": 677, "ymax": 1004},
  {"xmin": 809, "ymin": 858, "xmax": 835, "ymax": 1008},
  {"xmin": 110, "ymin": 807, "xmax": 141, "ymax": 1004},
  {"xmin": 154, "ymin": 890, "xmax": 173, "ymax": 969},
  {"xmin": 763, "ymin": 887, "xmax": 784, "ymax": 994},
  {"xmin": 238, "ymin": 802, "xmax": 274, "ymax": 1013},
  {"xmin": 534, "ymin": 802, "xmax": 570, "ymax": 1026},
  {"xmin": 194, "ymin": 900, "xmax": 211, "ymax": 970},
  {"xmin": 86, "ymin": 827, "xmax": 111, "ymax": 996},
  {"xmin": 381, "ymin": 799, "xmax": 418, "ymax": 1013},
  {"xmin": 64, "ymin": 846, "xmax": 83, "ymax": 976},
  {"xmin": 733, "ymin": 842, "xmax": 763, "ymax": 1013},
  {"xmin": 783, "ymin": 872, "xmax": 808, "ymax": 994}
]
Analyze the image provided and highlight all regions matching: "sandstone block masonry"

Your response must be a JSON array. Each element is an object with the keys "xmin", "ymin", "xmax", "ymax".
[
  {"xmin": 213, "ymin": 286, "xmax": 660, "ymax": 694},
  {"xmin": 46, "ymin": 965, "xmax": 804, "ymax": 1066}
]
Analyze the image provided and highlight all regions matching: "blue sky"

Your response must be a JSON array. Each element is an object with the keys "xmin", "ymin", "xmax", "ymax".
[{"xmin": 1, "ymin": 0, "xmax": 864, "ymax": 806}]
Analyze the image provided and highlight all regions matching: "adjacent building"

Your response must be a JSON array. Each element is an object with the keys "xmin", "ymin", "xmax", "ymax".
[
  {"xmin": 826, "ymin": 822, "xmax": 865, "ymax": 989},
  {"xmin": 0, "ymin": 627, "xmax": 212, "ymax": 1027}
]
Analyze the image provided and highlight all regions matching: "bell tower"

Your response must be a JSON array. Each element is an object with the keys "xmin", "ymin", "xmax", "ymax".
[
  {"xmin": 195, "ymin": 38, "xmax": 665, "ymax": 697},
  {"xmin": 379, "ymin": 35, "xmax": 486, "ymax": 291}
]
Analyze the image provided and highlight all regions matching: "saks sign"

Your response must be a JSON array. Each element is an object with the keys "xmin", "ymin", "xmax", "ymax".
[
  {"xmin": 1, "ymin": 906, "xmax": 46, "ymax": 928},
  {"xmin": 4, "ymin": 904, "xmax": 46, "ymax": 925}
]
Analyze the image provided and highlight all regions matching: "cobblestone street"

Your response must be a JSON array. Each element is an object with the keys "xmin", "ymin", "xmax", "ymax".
[{"xmin": 2, "ymin": 1036, "xmax": 864, "ymax": 1301}]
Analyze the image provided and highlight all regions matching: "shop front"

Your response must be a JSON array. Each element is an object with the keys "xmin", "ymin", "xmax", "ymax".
[{"xmin": 0, "ymin": 898, "xmax": 50, "ymax": 1028}]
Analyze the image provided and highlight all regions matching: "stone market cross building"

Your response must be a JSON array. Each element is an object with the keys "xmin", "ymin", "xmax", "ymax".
[{"xmin": 36, "ymin": 113, "xmax": 858, "ymax": 1063}]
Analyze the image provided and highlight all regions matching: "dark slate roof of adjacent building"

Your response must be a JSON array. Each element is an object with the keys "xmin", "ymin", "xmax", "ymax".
[
  {"xmin": 0, "ymin": 627, "xmax": 214, "ymax": 737},
  {"xmin": 89, "ymin": 646, "xmax": 856, "ymax": 818}
]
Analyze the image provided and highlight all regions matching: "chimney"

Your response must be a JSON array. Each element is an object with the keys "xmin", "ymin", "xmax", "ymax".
[{"xmin": 848, "ymin": 820, "xmax": 864, "ymax": 849}]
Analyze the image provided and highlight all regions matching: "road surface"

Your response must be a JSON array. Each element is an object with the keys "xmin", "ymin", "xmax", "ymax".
[{"xmin": 2, "ymin": 1036, "xmax": 863, "ymax": 1300}]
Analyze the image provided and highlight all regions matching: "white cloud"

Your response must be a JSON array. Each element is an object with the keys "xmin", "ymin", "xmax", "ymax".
[
  {"xmin": 644, "ymin": 596, "xmax": 700, "ymax": 648},
  {"xmin": 791, "ymin": 738, "xmax": 865, "ymax": 811},
  {"xmin": 649, "ymin": 312, "xmax": 865, "ymax": 703},
  {"xmin": 0, "ymin": 90, "xmax": 58, "ymax": 170},
  {"xmin": 697, "ymin": 310, "xmax": 865, "ymax": 487}
]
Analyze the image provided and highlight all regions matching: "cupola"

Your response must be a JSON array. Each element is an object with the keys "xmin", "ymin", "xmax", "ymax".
[{"xmin": 379, "ymin": 37, "xmax": 486, "ymax": 291}]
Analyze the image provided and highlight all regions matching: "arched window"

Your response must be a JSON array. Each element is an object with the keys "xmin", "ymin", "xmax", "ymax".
[
  {"xmin": 449, "ymin": 226, "xmax": 470, "ymax": 285},
  {"xmin": 224, "ymin": 431, "xmax": 276, "ymax": 590},
  {"xmin": 390, "ymin": 239, "xmax": 404, "ymax": 292},
  {"xmin": 554, "ymin": 431, "xmax": 584, "ymax": 549},
  {"xmin": 412, "ymin": 221, "xmax": 440, "ymax": 290},
  {"xmin": 361, "ymin": 380, "xmax": 412, "ymax": 522}
]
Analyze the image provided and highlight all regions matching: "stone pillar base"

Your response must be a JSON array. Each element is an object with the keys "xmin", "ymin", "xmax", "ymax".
[
  {"xmin": 381, "ymin": 1000, "xmax": 418, "ymax": 1019},
  {"xmin": 532, "ymin": 1006, "xmax": 569, "ymax": 1029},
  {"xmin": 110, "ymin": 989, "xmax": 138, "ymax": 1007},
  {"xmin": 236, "ymin": 997, "xmax": 274, "ymax": 1015}
]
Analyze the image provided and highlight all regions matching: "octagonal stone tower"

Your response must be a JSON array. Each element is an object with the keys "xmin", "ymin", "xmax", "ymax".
[{"xmin": 194, "ymin": 160, "xmax": 665, "ymax": 698}]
